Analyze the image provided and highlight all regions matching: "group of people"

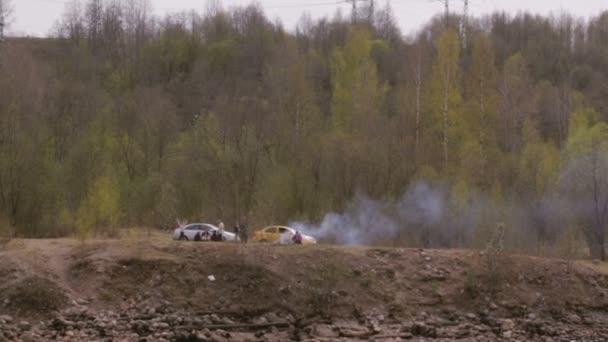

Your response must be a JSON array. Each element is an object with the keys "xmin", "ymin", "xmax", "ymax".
[
  {"xmin": 213, "ymin": 216, "xmax": 304, "ymax": 245},
  {"xmin": 194, "ymin": 226, "xmax": 225, "ymax": 242},
  {"xmin": 214, "ymin": 216, "xmax": 249, "ymax": 243},
  {"xmin": 231, "ymin": 216, "xmax": 249, "ymax": 243}
]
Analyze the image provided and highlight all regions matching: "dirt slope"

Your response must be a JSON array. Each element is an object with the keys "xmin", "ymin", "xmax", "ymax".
[{"xmin": 1, "ymin": 234, "xmax": 608, "ymax": 341}]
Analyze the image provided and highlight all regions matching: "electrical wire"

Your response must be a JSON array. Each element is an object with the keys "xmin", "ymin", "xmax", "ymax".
[
  {"xmin": 29, "ymin": 0, "xmax": 70, "ymax": 4},
  {"xmin": 265, "ymin": 1, "xmax": 351, "ymax": 10}
]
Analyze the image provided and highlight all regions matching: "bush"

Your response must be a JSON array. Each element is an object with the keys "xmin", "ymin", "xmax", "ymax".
[
  {"xmin": 0, "ymin": 215, "xmax": 14, "ymax": 249},
  {"xmin": 74, "ymin": 175, "xmax": 123, "ymax": 239},
  {"xmin": 463, "ymin": 272, "xmax": 479, "ymax": 298},
  {"xmin": 468, "ymin": 223, "xmax": 513, "ymax": 295}
]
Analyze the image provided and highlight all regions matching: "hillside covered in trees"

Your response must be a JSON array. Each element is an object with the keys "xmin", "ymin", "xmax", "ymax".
[{"xmin": 1, "ymin": 0, "xmax": 608, "ymax": 258}]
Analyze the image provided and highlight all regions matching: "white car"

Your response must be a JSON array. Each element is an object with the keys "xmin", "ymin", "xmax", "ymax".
[{"xmin": 173, "ymin": 223, "xmax": 238, "ymax": 241}]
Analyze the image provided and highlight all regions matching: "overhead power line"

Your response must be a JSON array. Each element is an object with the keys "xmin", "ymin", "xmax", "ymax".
[
  {"xmin": 431, "ymin": 0, "xmax": 473, "ymax": 45},
  {"xmin": 30, "ymin": 0, "xmax": 69, "ymax": 4},
  {"xmin": 433, "ymin": 0, "xmax": 449, "ymax": 28},
  {"xmin": 265, "ymin": 1, "xmax": 352, "ymax": 9}
]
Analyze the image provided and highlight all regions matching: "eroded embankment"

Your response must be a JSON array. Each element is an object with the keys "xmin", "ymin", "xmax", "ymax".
[{"xmin": 0, "ymin": 237, "xmax": 607, "ymax": 341}]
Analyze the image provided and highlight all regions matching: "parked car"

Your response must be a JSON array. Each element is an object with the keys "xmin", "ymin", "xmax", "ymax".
[
  {"xmin": 173, "ymin": 223, "xmax": 238, "ymax": 241},
  {"xmin": 252, "ymin": 226, "xmax": 317, "ymax": 245}
]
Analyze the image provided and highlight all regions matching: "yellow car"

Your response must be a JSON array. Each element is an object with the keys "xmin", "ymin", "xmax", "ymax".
[{"xmin": 253, "ymin": 226, "xmax": 317, "ymax": 245}]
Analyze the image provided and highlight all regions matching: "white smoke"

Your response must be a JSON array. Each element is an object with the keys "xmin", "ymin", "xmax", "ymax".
[
  {"xmin": 290, "ymin": 178, "xmax": 587, "ymax": 250},
  {"xmin": 396, "ymin": 182, "xmax": 444, "ymax": 226},
  {"xmin": 290, "ymin": 182, "xmax": 446, "ymax": 246}
]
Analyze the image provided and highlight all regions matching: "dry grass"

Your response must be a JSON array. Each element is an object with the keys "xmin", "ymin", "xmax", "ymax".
[{"xmin": 0, "ymin": 276, "xmax": 68, "ymax": 316}]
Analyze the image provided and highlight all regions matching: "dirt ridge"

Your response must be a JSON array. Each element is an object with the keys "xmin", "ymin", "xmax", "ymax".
[{"xmin": 0, "ymin": 236, "xmax": 607, "ymax": 341}]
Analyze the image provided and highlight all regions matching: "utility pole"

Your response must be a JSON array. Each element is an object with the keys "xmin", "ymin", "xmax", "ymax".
[
  {"xmin": 435, "ymin": 0, "xmax": 449, "ymax": 29},
  {"xmin": 349, "ymin": 0, "xmax": 373, "ymax": 24},
  {"xmin": 461, "ymin": 0, "xmax": 469, "ymax": 49},
  {"xmin": 0, "ymin": 0, "xmax": 4, "ymax": 71},
  {"xmin": 0, "ymin": 0, "xmax": 4, "ymax": 43},
  {"xmin": 444, "ymin": 0, "xmax": 449, "ymax": 29},
  {"xmin": 349, "ymin": 0, "xmax": 357, "ymax": 24}
]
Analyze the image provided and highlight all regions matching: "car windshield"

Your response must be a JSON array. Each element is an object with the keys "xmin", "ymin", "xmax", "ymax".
[
  {"xmin": 278, "ymin": 228, "xmax": 290, "ymax": 234},
  {"xmin": 266, "ymin": 227, "xmax": 278, "ymax": 233}
]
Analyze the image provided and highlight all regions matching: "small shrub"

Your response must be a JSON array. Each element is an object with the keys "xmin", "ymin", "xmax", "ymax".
[
  {"xmin": 467, "ymin": 223, "xmax": 514, "ymax": 297},
  {"xmin": 431, "ymin": 280, "xmax": 441, "ymax": 295},
  {"xmin": 557, "ymin": 225, "xmax": 586, "ymax": 264},
  {"xmin": 1, "ymin": 276, "xmax": 68, "ymax": 315},
  {"xmin": 360, "ymin": 277, "xmax": 373, "ymax": 289},
  {"xmin": 464, "ymin": 272, "xmax": 479, "ymax": 298},
  {"xmin": 481, "ymin": 223, "xmax": 510, "ymax": 292},
  {"xmin": 0, "ymin": 215, "xmax": 14, "ymax": 249},
  {"xmin": 308, "ymin": 288, "xmax": 338, "ymax": 316}
]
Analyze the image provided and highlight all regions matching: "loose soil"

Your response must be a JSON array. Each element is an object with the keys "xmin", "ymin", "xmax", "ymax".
[{"xmin": 0, "ymin": 233, "xmax": 607, "ymax": 341}]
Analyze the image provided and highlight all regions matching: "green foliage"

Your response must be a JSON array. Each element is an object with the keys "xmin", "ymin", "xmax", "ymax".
[
  {"xmin": 208, "ymin": 38, "xmax": 238, "ymax": 70},
  {"xmin": 461, "ymin": 34, "xmax": 500, "ymax": 188},
  {"xmin": 428, "ymin": 29, "xmax": 463, "ymax": 173},
  {"xmin": 463, "ymin": 271, "xmax": 479, "ymax": 298},
  {"xmin": 566, "ymin": 107, "xmax": 603, "ymax": 149},
  {"xmin": 518, "ymin": 118, "xmax": 561, "ymax": 196},
  {"xmin": 564, "ymin": 107, "xmax": 608, "ymax": 166},
  {"xmin": 76, "ymin": 176, "xmax": 122, "ymax": 237},
  {"xmin": 1, "ymin": 2, "xmax": 608, "ymax": 260},
  {"xmin": 562, "ymin": 106, "xmax": 608, "ymax": 259},
  {"xmin": 330, "ymin": 27, "xmax": 389, "ymax": 134},
  {"xmin": 450, "ymin": 178, "xmax": 471, "ymax": 215},
  {"xmin": 0, "ymin": 214, "xmax": 14, "ymax": 239}
]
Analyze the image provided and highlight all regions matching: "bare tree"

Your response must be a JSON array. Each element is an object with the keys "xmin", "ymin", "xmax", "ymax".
[
  {"xmin": 85, "ymin": 0, "xmax": 103, "ymax": 53},
  {"xmin": 435, "ymin": 0, "xmax": 449, "ymax": 29},
  {"xmin": 0, "ymin": 0, "xmax": 13, "ymax": 45},
  {"xmin": 413, "ymin": 43, "xmax": 423, "ymax": 161},
  {"xmin": 101, "ymin": 0, "xmax": 125, "ymax": 63},
  {"xmin": 0, "ymin": 0, "xmax": 13, "ymax": 27},
  {"xmin": 123, "ymin": 0, "xmax": 153, "ymax": 55},
  {"xmin": 562, "ymin": 107, "xmax": 608, "ymax": 261},
  {"xmin": 460, "ymin": 0, "xmax": 468, "ymax": 48},
  {"xmin": 58, "ymin": 0, "xmax": 85, "ymax": 43},
  {"xmin": 562, "ymin": 138, "xmax": 608, "ymax": 261},
  {"xmin": 431, "ymin": 29, "xmax": 461, "ymax": 170},
  {"xmin": 0, "ymin": 45, "xmax": 47, "ymax": 230}
]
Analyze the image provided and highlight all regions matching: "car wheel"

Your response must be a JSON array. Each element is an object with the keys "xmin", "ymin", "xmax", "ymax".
[{"xmin": 179, "ymin": 235, "xmax": 188, "ymax": 241}]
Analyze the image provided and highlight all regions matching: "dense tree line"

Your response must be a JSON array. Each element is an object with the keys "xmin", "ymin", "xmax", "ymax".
[{"xmin": 1, "ymin": 0, "xmax": 608, "ymax": 258}]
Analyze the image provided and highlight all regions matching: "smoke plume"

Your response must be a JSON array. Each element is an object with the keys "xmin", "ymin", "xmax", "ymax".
[{"xmin": 290, "ymin": 182, "xmax": 446, "ymax": 246}]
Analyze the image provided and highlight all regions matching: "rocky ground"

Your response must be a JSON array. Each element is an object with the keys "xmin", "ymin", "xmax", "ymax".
[
  {"xmin": 1, "ymin": 297, "xmax": 606, "ymax": 341},
  {"xmin": 1, "ymin": 235, "xmax": 608, "ymax": 341}
]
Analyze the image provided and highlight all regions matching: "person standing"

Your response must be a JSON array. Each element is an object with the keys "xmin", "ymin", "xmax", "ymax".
[
  {"xmin": 239, "ymin": 216, "xmax": 248, "ymax": 244},
  {"xmin": 217, "ymin": 219, "xmax": 225, "ymax": 240},
  {"xmin": 233, "ymin": 222, "xmax": 240, "ymax": 242}
]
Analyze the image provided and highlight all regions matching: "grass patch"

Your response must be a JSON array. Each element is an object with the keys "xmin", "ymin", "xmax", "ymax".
[{"xmin": 1, "ymin": 276, "xmax": 67, "ymax": 316}]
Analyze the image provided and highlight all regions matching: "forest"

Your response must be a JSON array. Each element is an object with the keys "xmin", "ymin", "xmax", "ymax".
[{"xmin": 1, "ymin": 0, "xmax": 608, "ymax": 259}]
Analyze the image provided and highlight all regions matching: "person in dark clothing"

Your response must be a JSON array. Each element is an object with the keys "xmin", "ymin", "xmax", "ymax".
[
  {"xmin": 233, "ymin": 224, "xmax": 240, "ymax": 242},
  {"xmin": 293, "ymin": 231, "xmax": 303, "ymax": 245},
  {"xmin": 239, "ymin": 216, "xmax": 248, "ymax": 243}
]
